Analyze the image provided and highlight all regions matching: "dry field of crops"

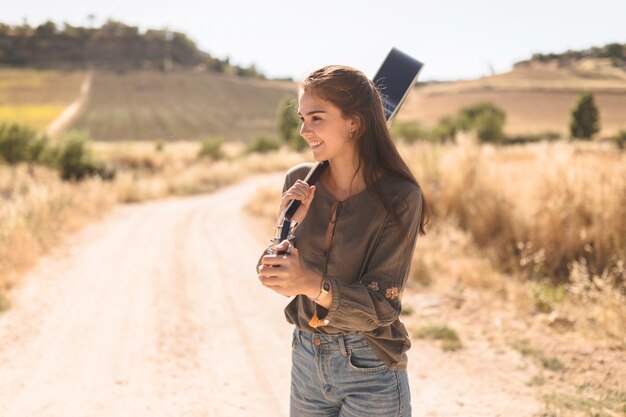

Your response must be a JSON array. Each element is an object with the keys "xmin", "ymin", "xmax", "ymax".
[
  {"xmin": 0, "ymin": 69, "xmax": 85, "ymax": 130},
  {"xmin": 399, "ymin": 60, "xmax": 626, "ymax": 136},
  {"xmin": 73, "ymin": 70, "xmax": 295, "ymax": 142}
]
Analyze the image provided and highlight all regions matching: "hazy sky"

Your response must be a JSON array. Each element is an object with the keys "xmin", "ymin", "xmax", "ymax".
[{"xmin": 3, "ymin": 0, "xmax": 625, "ymax": 81}]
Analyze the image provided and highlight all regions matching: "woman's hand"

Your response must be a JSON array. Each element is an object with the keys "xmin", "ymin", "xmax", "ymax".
[
  {"xmin": 279, "ymin": 180, "xmax": 316, "ymax": 225},
  {"xmin": 258, "ymin": 240, "xmax": 321, "ymax": 298}
]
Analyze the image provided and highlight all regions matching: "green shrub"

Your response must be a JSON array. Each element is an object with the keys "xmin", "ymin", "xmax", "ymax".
[
  {"xmin": 390, "ymin": 121, "xmax": 429, "ymax": 143},
  {"xmin": 198, "ymin": 137, "xmax": 224, "ymax": 160},
  {"xmin": 456, "ymin": 102, "xmax": 506, "ymax": 143},
  {"xmin": 277, "ymin": 96, "xmax": 306, "ymax": 151},
  {"xmin": 431, "ymin": 116, "xmax": 458, "ymax": 143},
  {"xmin": 0, "ymin": 122, "xmax": 38, "ymax": 165},
  {"xmin": 506, "ymin": 132, "xmax": 561, "ymax": 145},
  {"xmin": 569, "ymin": 92, "xmax": 600, "ymax": 140},
  {"xmin": 474, "ymin": 112, "xmax": 506, "ymax": 144},
  {"xmin": 610, "ymin": 129, "xmax": 626, "ymax": 149},
  {"xmin": 246, "ymin": 136, "xmax": 281, "ymax": 154},
  {"xmin": 57, "ymin": 131, "xmax": 115, "ymax": 181}
]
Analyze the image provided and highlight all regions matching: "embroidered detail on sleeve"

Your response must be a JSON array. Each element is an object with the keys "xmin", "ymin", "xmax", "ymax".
[
  {"xmin": 367, "ymin": 281, "xmax": 379, "ymax": 291},
  {"xmin": 385, "ymin": 287, "xmax": 399, "ymax": 300}
]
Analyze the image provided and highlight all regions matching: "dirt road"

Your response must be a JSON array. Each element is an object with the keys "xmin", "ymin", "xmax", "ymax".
[{"xmin": 0, "ymin": 173, "xmax": 541, "ymax": 417}]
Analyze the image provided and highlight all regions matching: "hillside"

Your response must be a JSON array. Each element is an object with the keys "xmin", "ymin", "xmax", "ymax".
[
  {"xmin": 72, "ymin": 70, "xmax": 295, "ymax": 142},
  {"xmin": 0, "ymin": 69, "xmax": 85, "ymax": 130},
  {"xmin": 398, "ymin": 57, "xmax": 626, "ymax": 136}
]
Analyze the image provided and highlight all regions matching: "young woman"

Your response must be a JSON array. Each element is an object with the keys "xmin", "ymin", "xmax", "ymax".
[{"xmin": 257, "ymin": 65, "xmax": 428, "ymax": 417}]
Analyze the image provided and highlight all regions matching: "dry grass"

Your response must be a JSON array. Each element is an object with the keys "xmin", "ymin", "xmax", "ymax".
[
  {"xmin": 403, "ymin": 138, "xmax": 626, "ymax": 341},
  {"xmin": 93, "ymin": 141, "xmax": 308, "ymax": 203},
  {"xmin": 0, "ymin": 164, "xmax": 115, "ymax": 306}
]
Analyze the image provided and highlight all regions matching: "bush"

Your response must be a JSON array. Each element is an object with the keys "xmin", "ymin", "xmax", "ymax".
[
  {"xmin": 277, "ymin": 96, "xmax": 307, "ymax": 151},
  {"xmin": 506, "ymin": 132, "xmax": 561, "ymax": 145},
  {"xmin": 431, "ymin": 116, "xmax": 458, "ymax": 143},
  {"xmin": 390, "ymin": 121, "xmax": 429, "ymax": 143},
  {"xmin": 610, "ymin": 129, "xmax": 626, "ymax": 150},
  {"xmin": 0, "ymin": 122, "xmax": 39, "ymax": 165},
  {"xmin": 456, "ymin": 102, "xmax": 506, "ymax": 143},
  {"xmin": 246, "ymin": 136, "xmax": 281, "ymax": 154},
  {"xmin": 57, "ymin": 131, "xmax": 115, "ymax": 181},
  {"xmin": 569, "ymin": 92, "xmax": 600, "ymax": 140},
  {"xmin": 198, "ymin": 137, "xmax": 224, "ymax": 160},
  {"xmin": 474, "ymin": 112, "xmax": 506, "ymax": 144}
]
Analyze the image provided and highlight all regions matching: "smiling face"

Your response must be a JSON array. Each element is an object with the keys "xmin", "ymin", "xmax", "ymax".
[{"xmin": 297, "ymin": 90, "xmax": 358, "ymax": 164}]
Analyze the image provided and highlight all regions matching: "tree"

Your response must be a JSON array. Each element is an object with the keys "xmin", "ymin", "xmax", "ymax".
[{"xmin": 569, "ymin": 92, "xmax": 600, "ymax": 140}]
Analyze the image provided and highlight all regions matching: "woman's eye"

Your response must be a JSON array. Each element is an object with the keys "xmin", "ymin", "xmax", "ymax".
[{"xmin": 312, "ymin": 116, "xmax": 321, "ymax": 121}]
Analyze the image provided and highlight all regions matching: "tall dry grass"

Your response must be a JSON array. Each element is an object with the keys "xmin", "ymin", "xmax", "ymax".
[
  {"xmin": 93, "ymin": 141, "xmax": 308, "ymax": 202},
  {"xmin": 0, "ymin": 165, "xmax": 115, "ymax": 309},
  {"xmin": 403, "ymin": 137, "xmax": 626, "ymax": 288},
  {"xmin": 402, "ymin": 137, "xmax": 625, "ymax": 339}
]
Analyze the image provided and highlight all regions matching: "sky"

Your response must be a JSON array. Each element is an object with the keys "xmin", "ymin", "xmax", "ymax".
[{"xmin": 2, "ymin": 0, "xmax": 625, "ymax": 82}]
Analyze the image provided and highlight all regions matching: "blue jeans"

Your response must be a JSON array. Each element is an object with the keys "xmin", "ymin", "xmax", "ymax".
[{"xmin": 290, "ymin": 328, "xmax": 411, "ymax": 417}]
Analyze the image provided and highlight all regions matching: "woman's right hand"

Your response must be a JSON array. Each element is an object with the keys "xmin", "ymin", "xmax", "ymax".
[{"xmin": 279, "ymin": 180, "xmax": 316, "ymax": 225}]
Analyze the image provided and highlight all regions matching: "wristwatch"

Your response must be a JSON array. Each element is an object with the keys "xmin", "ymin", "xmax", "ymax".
[{"xmin": 308, "ymin": 278, "xmax": 331, "ymax": 301}]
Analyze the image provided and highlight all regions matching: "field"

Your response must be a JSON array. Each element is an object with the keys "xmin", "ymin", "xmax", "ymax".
[
  {"xmin": 0, "ymin": 69, "xmax": 85, "ymax": 130},
  {"xmin": 399, "ymin": 60, "xmax": 626, "ymax": 136},
  {"xmin": 72, "ymin": 70, "xmax": 295, "ymax": 142}
]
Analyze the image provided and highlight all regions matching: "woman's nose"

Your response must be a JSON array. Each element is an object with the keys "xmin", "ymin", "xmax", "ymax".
[{"xmin": 300, "ymin": 121, "xmax": 310, "ymax": 136}]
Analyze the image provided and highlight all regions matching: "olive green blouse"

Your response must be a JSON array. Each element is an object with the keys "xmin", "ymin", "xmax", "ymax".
[{"xmin": 275, "ymin": 162, "xmax": 423, "ymax": 371}]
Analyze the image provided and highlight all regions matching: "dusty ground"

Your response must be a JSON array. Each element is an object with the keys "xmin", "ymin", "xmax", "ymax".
[{"xmin": 0, "ymin": 173, "xmax": 546, "ymax": 416}]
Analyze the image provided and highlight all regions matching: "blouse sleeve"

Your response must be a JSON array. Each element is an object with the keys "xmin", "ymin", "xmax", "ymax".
[{"xmin": 315, "ymin": 186, "xmax": 423, "ymax": 332}]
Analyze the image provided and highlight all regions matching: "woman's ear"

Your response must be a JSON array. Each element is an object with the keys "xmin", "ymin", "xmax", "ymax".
[{"xmin": 349, "ymin": 116, "xmax": 361, "ymax": 136}]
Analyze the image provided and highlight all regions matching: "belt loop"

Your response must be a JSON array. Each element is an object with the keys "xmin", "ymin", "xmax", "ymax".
[
  {"xmin": 338, "ymin": 334, "xmax": 348, "ymax": 356},
  {"xmin": 295, "ymin": 328, "xmax": 302, "ymax": 344}
]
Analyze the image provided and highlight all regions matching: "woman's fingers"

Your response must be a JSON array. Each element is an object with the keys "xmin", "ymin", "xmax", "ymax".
[{"xmin": 304, "ymin": 185, "xmax": 316, "ymax": 206}]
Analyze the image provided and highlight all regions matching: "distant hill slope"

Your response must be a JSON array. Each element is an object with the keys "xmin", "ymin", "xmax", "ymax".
[
  {"xmin": 399, "ymin": 56, "xmax": 626, "ymax": 137},
  {"xmin": 0, "ymin": 69, "xmax": 85, "ymax": 130},
  {"xmin": 72, "ymin": 70, "xmax": 295, "ymax": 141}
]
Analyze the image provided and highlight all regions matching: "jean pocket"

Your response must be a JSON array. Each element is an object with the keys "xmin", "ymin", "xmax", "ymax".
[{"xmin": 346, "ymin": 345, "xmax": 388, "ymax": 373}]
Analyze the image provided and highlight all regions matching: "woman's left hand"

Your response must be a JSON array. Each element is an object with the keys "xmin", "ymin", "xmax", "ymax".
[{"xmin": 258, "ymin": 240, "xmax": 321, "ymax": 298}]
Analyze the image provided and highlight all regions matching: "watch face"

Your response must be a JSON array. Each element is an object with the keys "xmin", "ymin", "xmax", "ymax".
[{"xmin": 322, "ymin": 279, "xmax": 331, "ymax": 292}]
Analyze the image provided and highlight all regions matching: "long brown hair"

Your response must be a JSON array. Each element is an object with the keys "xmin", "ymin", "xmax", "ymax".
[{"xmin": 301, "ymin": 65, "xmax": 429, "ymax": 235}]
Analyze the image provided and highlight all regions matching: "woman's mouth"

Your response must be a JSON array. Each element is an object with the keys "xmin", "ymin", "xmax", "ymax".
[{"xmin": 309, "ymin": 140, "xmax": 323, "ymax": 149}]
